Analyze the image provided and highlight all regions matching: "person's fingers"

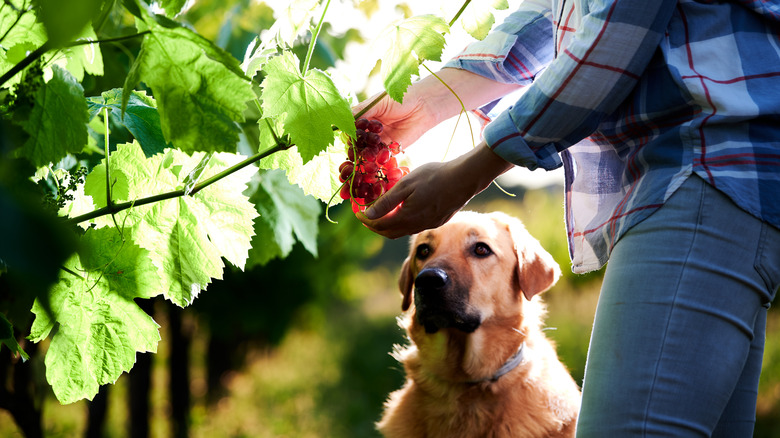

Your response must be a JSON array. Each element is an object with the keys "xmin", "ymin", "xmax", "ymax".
[{"xmin": 364, "ymin": 181, "xmax": 409, "ymax": 220}]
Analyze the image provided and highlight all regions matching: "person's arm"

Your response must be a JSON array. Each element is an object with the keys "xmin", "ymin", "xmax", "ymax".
[
  {"xmin": 482, "ymin": 0, "xmax": 678, "ymax": 171},
  {"xmin": 353, "ymin": 0, "xmax": 554, "ymax": 149},
  {"xmin": 353, "ymin": 68, "xmax": 522, "ymax": 149}
]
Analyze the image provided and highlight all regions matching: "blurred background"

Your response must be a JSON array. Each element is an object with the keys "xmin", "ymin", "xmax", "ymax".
[
  {"xmin": 4, "ymin": 182, "xmax": 780, "ymax": 437},
  {"xmin": 2, "ymin": 0, "xmax": 779, "ymax": 436}
]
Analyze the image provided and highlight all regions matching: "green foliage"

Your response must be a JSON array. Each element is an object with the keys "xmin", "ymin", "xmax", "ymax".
[
  {"xmin": 375, "ymin": 14, "xmax": 449, "ymax": 102},
  {"xmin": 28, "ymin": 227, "xmax": 160, "ymax": 404},
  {"xmin": 257, "ymin": 142, "xmax": 346, "ymax": 203},
  {"xmin": 260, "ymin": 51, "xmax": 356, "ymax": 162},
  {"xmin": 159, "ymin": 0, "xmax": 188, "ymax": 17},
  {"xmin": 0, "ymin": 0, "xmax": 47, "ymax": 87},
  {"xmin": 123, "ymin": 18, "xmax": 256, "ymax": 154},
  {"xmin": 247, "ymin": 169, "xmax": 321, "ymax": 268},
  {"xmin": 0, "ymin": 156, "xmax": 78, "ymax": 332},
  {"xmin": 461, "ymin": 0, "xmax": 509, "ymax": 40},
  {"xmin": 34, "ymin": 0, "xmax": 107, "ymax": 47},
  {"xmin": 88, "ymin": 89, "xmax": 170, "ymax": 157},
  {"xmin": 16, "ymin": 65, "xmax": 88, "ymax": 167},
  {"xmin": 80, "ymin": 142, "xmax": 259, "ymax": 306},
  {"xmin": 0, "ymin": 313, "xmax": 29, "ymax": 361},
  {"xmin": 0, "ymin": 0, "xmax": 520, "ymax": 409}
]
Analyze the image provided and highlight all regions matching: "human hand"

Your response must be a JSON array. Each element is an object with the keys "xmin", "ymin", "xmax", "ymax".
[
  {"xmin": 358, "ymin": 142, "xmax": 514, "ymax": 239},
  {"xmin": 352, "ymin": 86, "xmax": 440, "ymax": 150}
]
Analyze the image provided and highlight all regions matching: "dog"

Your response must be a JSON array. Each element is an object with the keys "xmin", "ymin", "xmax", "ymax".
[{"xmin": 377, "ymin": 211, "xmax": 581, "ymax": 438}]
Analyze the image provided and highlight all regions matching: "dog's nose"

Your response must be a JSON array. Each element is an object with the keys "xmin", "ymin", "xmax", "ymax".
[{"xmin": 414, "ymin": 268, "xmax": 449, "ymax": 292}]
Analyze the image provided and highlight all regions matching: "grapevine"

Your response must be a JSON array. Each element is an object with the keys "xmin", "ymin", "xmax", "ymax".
[
  {"xmin": 41, "ymin": 166, "xmax": 88, "ymax": 211},
  {"xmin": 338, "ymin": 118, "xmax": 408, "ymax": 213},
  {"xmin": 0, "ymin": 0, "xmax": 502, "ymax": 412}
]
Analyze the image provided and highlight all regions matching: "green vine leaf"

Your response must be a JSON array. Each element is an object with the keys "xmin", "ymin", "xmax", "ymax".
[
  {"xmin": 89, "ymin": 89, "xmax": 170, "ymax": 157},
  {"xmin": 35, "ymin": 0, "xmax": 105, "ymax": 47},
  {"xmin": 258, "ymin": 142, "xmax": 345, "ymax": 204},
  {"xmin": 461, "ymin": 0, "xmax": 509, "ymax": 40},
  {"xmin": 159, "ymin": 0, "xmax": 188, "ymax": 17},
  {"xmin": 46, "ymin": 25, "xmax": 104, "ymax": 82},
  {"xmin": 0, "ymin": 0, "xmax": 47, "ymax": 88},
  {"xmin": 246, "ymin": 169, "xmax": 321, "ymax": 268},
  {"xmin": 16, "ymin": 65, "xmax": 88, "ymax": 167},
  {"xmin": 260, "ymin": 51, "xmax": 356, "ymax": 163},
  {"xmin": 261, "ymin": 0, "xmax": 320, "ymax": 48},
  {"xmin": 81, "ymin": 142, "xmax": 259, "ymax": 307},
  {"xmin": 123, "ymin": 20, "xmax": 256, "ymax": 154},
  {"xmin": 0, "ymin": 313, "xmax": 29, "ymax": 362},
  {"xmin": 375, "ymin": 14, "xmax": 449, "ymax": 102},
  {"xmin": 29, "ymin": 227, "xmax": 161, "ymax": 404}
]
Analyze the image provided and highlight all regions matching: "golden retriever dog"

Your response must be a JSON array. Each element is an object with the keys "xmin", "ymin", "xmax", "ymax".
[{"xmin": 378, "ymin": 211, "xmax": 581, "ymax": 438}]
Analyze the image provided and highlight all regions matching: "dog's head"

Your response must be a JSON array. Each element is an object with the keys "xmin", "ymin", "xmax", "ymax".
[{"xmin": 398, "ymin": 211, "xmax": 561, "ymax": 335}]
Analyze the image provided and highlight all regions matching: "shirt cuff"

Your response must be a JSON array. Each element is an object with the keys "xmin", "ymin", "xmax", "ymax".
[{"xmin": 483, "ymin": 110, "xmax": 563, "ymax": 171}]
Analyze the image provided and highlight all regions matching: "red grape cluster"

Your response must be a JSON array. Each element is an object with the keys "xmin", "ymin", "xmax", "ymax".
[{"xmin": 339, "ymin": 118, "xmax": 408, "ymax": 212}]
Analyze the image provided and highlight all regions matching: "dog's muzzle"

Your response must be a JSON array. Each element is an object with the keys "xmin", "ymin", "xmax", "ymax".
[{"xmin": 414, "ymin": 267, "xmax": 481, "ymax": 334}]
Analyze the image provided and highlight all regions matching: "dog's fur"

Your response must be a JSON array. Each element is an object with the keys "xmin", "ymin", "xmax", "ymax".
[{"xmin": 378, "ymin": 211, "xmax": 581, "ymax": 438}]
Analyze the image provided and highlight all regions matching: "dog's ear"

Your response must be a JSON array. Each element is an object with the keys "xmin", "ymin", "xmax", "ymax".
[
  {"xmin": 495, "ymin": 212, "xmax": 562, "ymax": 300},
  {"xmin": 516, "ymin": 245, "xmax": 561, "ymax": 300},
  {"xmin": 398, "ymin": 255, "xmax": 414, "ymax": 311}
]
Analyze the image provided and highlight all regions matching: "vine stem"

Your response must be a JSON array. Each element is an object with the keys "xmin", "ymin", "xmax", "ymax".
[
  {"xmin": 421, "ymin": 64, "xmax": 475, "ymax": 147},
  {"xmin": 0, "ymin": 1, "xmax": 29, "ymax": 46},
  {"xmin": 66, "ymin": 31, "xmax": 151, "ymax": 49},
  {"xmin": 104, "ymin": 107, "xmax": 112, "ymax": 209},
  {"xmin": 0, "ymin": 42, "xmax": 50, "ymax": 88},
  {"xmin": 66, "ymin": 142, "xmax": 292, "ymax": 225},
  {"xmin": 0, "ymin": 31, "xmax": 150, "ymax": 88},
  {"xmin": 302, "ymin": 0, "xmax": 332, "ymax": 73},
  {"xmin": 449, "ymin": 0, "xmax": 472, "ymax": 27},
  {"xmin": 103, "ymin": 107, "xmax": 126, "ymax": 231}
]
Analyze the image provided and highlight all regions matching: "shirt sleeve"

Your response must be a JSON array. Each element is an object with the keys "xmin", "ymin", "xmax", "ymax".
[
  {"xmin": 444, "ymin": 0, "xmax": 554, "ymax": 86},
  {"xmin": 452, "ymin": 0, "xmax": 679, "ymax": 171}
]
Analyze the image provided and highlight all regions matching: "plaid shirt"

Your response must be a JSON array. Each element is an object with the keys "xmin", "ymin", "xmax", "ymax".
[{"xmin": 445, "ymin": 0, "xmax": 780, "ymax": 273}]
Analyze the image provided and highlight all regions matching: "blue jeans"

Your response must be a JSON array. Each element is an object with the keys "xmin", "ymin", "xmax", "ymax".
[{"xmin": 576, "ymin": 175, "xmax": 780, "ymax": 437}]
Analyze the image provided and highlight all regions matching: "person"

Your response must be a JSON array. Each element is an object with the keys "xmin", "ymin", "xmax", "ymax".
[{"xmin": 354, "ymin": 0, "xmax": 780, "ymax": 436}]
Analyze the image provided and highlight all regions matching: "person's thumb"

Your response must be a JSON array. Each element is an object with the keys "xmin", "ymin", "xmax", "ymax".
[{"xmin": 364, "ymin": 185, "xmax": 404, "ymax": 219}]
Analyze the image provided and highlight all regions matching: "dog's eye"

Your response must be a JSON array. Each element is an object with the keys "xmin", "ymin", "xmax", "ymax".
[
  {"xmin": 473, "ymin": 242, "xmax": 492, "ymax": 257},
  {"xmin": 415, "ymin": 244, "xmax": 431, "ymax": 259}
]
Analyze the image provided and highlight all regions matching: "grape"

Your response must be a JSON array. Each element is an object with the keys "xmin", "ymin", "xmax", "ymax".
[
  {"xmin": 355, "ymin": 118, "xmax": 370, "ymax": 131},
  {"xmin": 368, "ymin": 120, "xmax": 383, "ymax": 134},
  {"xmin": 372, "ymin": 183, "xmax": 385, "ymax": 198},
  {"xmin": 355, "ymin": 129, "xmax": 367, "ymax": 147},
  {"xmin": 363, "ymin": 172, "xmax": 379, "ymax": 184},
  {"xmin": 338, "ymin": 118, "xmax": 407, "ymax": 213},
  {"xmin": 362, "ymin": 145, "xmax": 378, "ymax": 162},
  {"xmin": 339, "ymin": 162, "xmax": 354, "ymax": 182},
  {"xmin": 365, "ymin": 131, "xmax": 381, "ymax": 146},
  {"xmin": 376, "ymin": 148, "xmax": 391, "ymax": 165},
  {"xmin": 340, "ymin": 183, "xmax": 351, "ymax": 200},
  {"xmin": 384, "ymin": 156, "xmax": 398, "ymax": 170},
  {"xmin": 362, "ymin": 160, "xmax": 379, "ymax": 174},
  {"xmin": 386, "ymin": 167, "xmax": 403, "ymax": 182}
]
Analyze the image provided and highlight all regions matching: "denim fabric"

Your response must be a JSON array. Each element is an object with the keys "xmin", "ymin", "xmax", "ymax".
[{"xmin": 576, "ymin": 175, "xmax": 780, "ymax": 437}]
